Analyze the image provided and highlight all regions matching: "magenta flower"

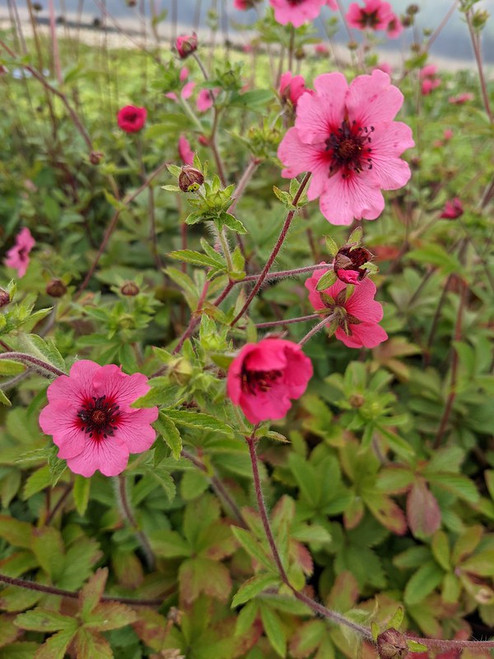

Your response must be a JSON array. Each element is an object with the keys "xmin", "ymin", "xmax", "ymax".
[
  {"xmin": 196, "ymin": 88, "xmax": 220, "ymax": 112},
  {"xmin": 449, "ymin": 93, "xmax": 473, "ymax": 105},
  {"xmin": 326, "ymin": 0, "xmax": 337, "ymax": 9},
  {"xmin": 175, "ymin": 33, "xmax": 198, "ymax": 59},
  {"xmin": 305, "ymin": 269, "xmax": 388, "ymax": 348},
  {"xmin": 314, "ymin": 42, "xmax": 329, "ymax": 55},
  {"xmin": 420, "ymin": 65, "xmax": 441, "ymax": 95},
  {"xmin": 278, "ymin": 70, "xmax": 414, "ymax": 225},
  {"xmin": 4, "ymin": 227, "xmax": 35, "ymax": 277},
  {"xmin": 117, "ymin": 105, "xmax": 147, "ymax": 133},
  {"xmin": 346, "ymin": 0, "xmax": 394, "ymax": 31},
  {"xmin": 270, "ymin": 0, "xmax": 327, "ymax": 28},
  {"xmin": 386, "ymin": 14, "xmax": 403, "ymax": 38},
  {"xmin": 439, "ymin": 198, "xmax": 463, "ymax": 219},
  {"xmin": 227, "ymin": 338, "xmax": 313, "ymax": 425},
  {"xmin": 178, "ymin": 135, "xmax": 195, "ymax": 165},
  {"xmin": 279, "ymin": 71, "xmax": 310, "ymax": 107},
  {"xmin": 234, "ymin": 0, "xmax": 259, "ymax": 8},
  {"xmin": 39, "ymin": 361, "xmax": 159, "ymax": 477}
]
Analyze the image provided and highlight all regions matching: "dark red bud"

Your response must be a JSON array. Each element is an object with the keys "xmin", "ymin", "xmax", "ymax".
[
  {"xmin": 120, "ymin": 282, "xmax": 140, "ymax": 296},
  {"xmin": 0, "ymin": 288, "xmax": 10, "ymax": 308},
  {"xmin": 377, "ymin": 628, "xmax": 409, "ymax": 659},
  {"xmin": 46, "ymin": 279, "xmax": 67, "ymax": 298},
  {"xmin": 178, "ymin": 165, "xmax": 204, "ymax": 192}
]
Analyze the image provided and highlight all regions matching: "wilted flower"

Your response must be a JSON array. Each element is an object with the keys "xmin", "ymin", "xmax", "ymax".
[
  {"xmin": 278, "ymin": 70, "xmax": 414, "ymax": 225},
  {"xmin": 386, "ymin": 15, "xmax": 403, "ymax": 38},
  {"xmin": 376, "ymin": 628, "xmax": 408, "ymax": 659},
  {"xmin": 117, "ymin": 105, "xmax": 147, "ymax": 133},
  {"xmin": 270, "ymin": 0, "xmax": 327, "ymax": 28},
  {"xmin": 439, "ymin": 197, "xmax": 463, "ymax": 219},
  {"xmin": 178, "ymin": 165, "xmax": 204, "ymax": 192},
  {"xmin": 4, "ymin": 227, "xmax": 35, "ymax": 278},
  {"xmin": 227, "ymin": 338, "xmax": 313, "ymax": 424},
  {"xmin": 176, "ymin": 33, "xmax": 198, "ymax": 59},
  {"xmin": 448, "ymin": 92, "xmax": 473, "ymax": 105},
  {"xmin": 39, "ymin": 360, "xmax": 159, "ymax": 477},
  {"xmin": 305, "ymin": 269, "xmax": 388, "ymax": 348},
  {"xmin": 334, "ymin": 245, "xmax": 373, "ymax": 284}
]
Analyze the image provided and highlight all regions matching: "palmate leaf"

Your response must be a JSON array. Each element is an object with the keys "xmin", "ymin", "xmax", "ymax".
[
  {"xmin": 84, "ymin": 602, "xmax": 137, "ymax": 631},
  {"xmin": 231, "ymin": 573, "xmax": 281, "ymax": 608},
  {"xmin": 153, "ymin": 413, "xmax": 182, "ymax": 460},
  {"xmin": 34, "ymin": 627, "xmax": 79, "ymax": 659},
  {"xmin": 179, "ymin": 557, "xmax": 232, "ymax": 605}
]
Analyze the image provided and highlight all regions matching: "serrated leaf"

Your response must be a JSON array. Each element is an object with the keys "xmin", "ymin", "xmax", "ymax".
[
  {"xmin": 31, "ymin": 527, "xmax": 65, "ymax": 580},
  {"xmin": 34, "ymin": 626, "xmax": 79, "ymax": 659},
  {"xmin": 149, "ymin": 529, "xmax": 191, "ymax": 559},
  {"xmin": 22, "ymin": 465, "xmax": 51, "ymax": 499},
  {"xmin": 148, "ymin": 467, "xmax": 176, "ymax": 501},
  {"xmin": 154, "ymin": 413, "xmax": 182, "ymax": 460},
  {"xmin": 84, "ymin": 602, "xmax": 137, "ymax": 631},
  {"xmin": 0, "ymin": 515, "xmax": 32, "ymax": 548},
  {"xmin": 231, "ymin": 573, "xmax": 280, "ymax": 608},
  {"xmin": 166, "ymin": 163, "xmax": 182, "ymax": 177},
  {"xmin": 79, "ymin": 568, "xmax": 108, "ymax": 620},
  {"xmin": 404, "ymin": 561, "xmax": 444, "ymax": 605},
  {"xmin": 231, "ymin": 527, "xmax": 272, "ymax": 570},
  {"xmin": 72, "ymin": 628, "xmax": 113, "ymax": 659},
  {"xmin": 169, "ymin": 249, "xmax": 225, "ymax": 270},
  {"xmin": 73, "ymin": 475, "xmax": 91, "ymax": 516},
  {"xmin": 179, "ymin": 557, "xmax": 232, "ymax": 605},
  {"xmin": 163, "ymin": 409, "xmax": 233, "ymax": 436},
  {"xmin": 260, "ymin": 603, "xmax": 286, "ymax": 658},
  {"xmin": 325, "ymin": 235, "xmax": 339, "ymax": 257},
  {"xmin": 347, "ymin": 226, "xmax": 363, "ymax": 245},
  {"xmin": 407, "ymin": 479, "xmax": 441, "ymax": 538},
  {"xmin": 14, "ymin": 609, "xmax": 76, "ymax": 633},
  {"xmin": 406, "ymin": 639, "xmax": 428, "ymax": 652},
  {"xmin": 218, "ymin": 212, "xmax": 248, "ymax": 234}
]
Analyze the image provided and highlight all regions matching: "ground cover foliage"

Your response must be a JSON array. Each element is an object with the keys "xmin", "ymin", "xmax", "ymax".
[{"xmin": 0, "ymin": 0, "xmax": 494, "ymax": 657}]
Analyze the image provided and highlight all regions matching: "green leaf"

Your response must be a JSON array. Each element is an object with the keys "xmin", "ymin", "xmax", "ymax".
[
  {"xmin": 30, "ymin": 527, "xmax": 65, "ymax": 580},
  {"xmin": 73, "ymin": 475, "xmax": 91, "ymax": 516},
  {"xmin": 84, "ymin": 602, "xmax": 137, "ymax": 631},
  {"xmin": 231, "ymin": 527, "xmax": 272, "ymax": 570},
  {"xmin": 315, "ymin": 270, "xmax": 336, "ymax": 291},
  {"xmin": 406, "ymin": 640, "xmax": 428, "ymax": 652},
  {"xmin": 260, "ymin": 603, "xmax": 286, "ymax": 658},
  {"xmin": 72, "ymin": 628, "xmax": 113, "ymax": 659},
  {"xmin": 169, "ymin": 249, "xmax": 225, "ymax": 270},
  {"xmin": 22, "ymin": 465, "xmax": 51, "ymax": 499},
  {"xmin": 163, "ymin": 409, "xmax": 233, "ymax": 436},
  {"xmin": 34, "ymin": 627, "xmax": 79, "ymax": 659},
  {"xmin": 325, "ymin": 235, "xmax": 339, "ymax": 257},
  {"xmin": 231, "ymin": 573, "xmax": 280, "ymax": 607},
  {"xmin": 80, "ymin": 568, "xmax": 108, "ymax": 620},
  {"xmin": 148, "ymin": 467, "xmax": 176, "ymax": 501},
  {"xmin": 149, "ymin": 530, "xmax": 191, "ymax": 558},
  {"xmin": 154, "ymin": 413, "xmax": 182, "ymax": 460},
  {"xmin": 0, "ymin": 389, "xmax": 11, "ymax": 406},
  {"xmin": 0, "ymin": 360, "xmax": 26, "ymax": 375},
  {"xmin": 179, "ymin": 557, "xmax": 232, "ymax": 605},
  {"xmin": 229, "ymin": 89, "xmax": 274, "ymax": 110},
  {"xmin": 218, "ymin": 212, "xmax": 248, "ymax": 234},
  {"xmin": 0, "ymin": 515, "xmax": 32, "ymax": 548},
  {"xmin": 347, "ymin": 226, "xmax": 363, "ymax": 245},
  {"xmin": 404, "ymin": 561, "xmax": 444, "ymax": 605},
  {"xmin": 14, "ymin": 609, "xmax": 76, "ymax": 633}
]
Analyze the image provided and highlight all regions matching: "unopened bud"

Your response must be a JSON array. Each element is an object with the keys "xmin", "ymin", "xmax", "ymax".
[
  {"xmin": 46, "ymin": 279, "xmax": 67, "ymax": 298},
  {"xmin": 377, "ymin": 628, "xmax": 408, "ymax": 659},
  {"xmin": 406, "ymin": 4, "xmax": 419, "ymax": 14},
  {"xmin": 0, "ymin": 288, "xmax": 10, "ymax": 308},
  {"xmin": 32, "ymin": 2, "xmax": 43, "ymax": 10},
  {"xmin": 472, "ymin": 9, "xmax": 489, "ymax": 31},
  {"xmin": 89, "ymin": 151, "xmax": 104, "ymax": 165},
  {"xmin": 178, "ymin": 165, "xmax": 204, "ymax": 192},
  {"xmin": 401, "ymin": 16, "xmax": 412, "ymax": 27},
  {"xmin": 349, "ymin": 394, "xmax": 365, "ymax": 408},
  {"xmin": 120, "ymin": 281, "xmax": 140, "ymax": 296},
  {"xmin": 347, "ymin": 40, "xmax": 358, "ymax": 51},
  {"xmin": 175, "ymin": 33, "xmax": 198, "ymax": 59},
  {"xmin": 169, "ymin": 357, "xmax": 193, "ymax": 385},
  {"xmin": 295, "ymin": 47, "xmax": 305, "ymax": 60}
]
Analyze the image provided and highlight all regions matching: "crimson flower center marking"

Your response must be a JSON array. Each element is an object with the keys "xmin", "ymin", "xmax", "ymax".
[
  {"xmin": 77, "ymin": 395, "xmax": 120, "ymax": 440},
  {"xmin": 325, "ymin": 120, "xmax": 374, "ymax": 179},
  {"xmin": 287, "ymin": 0, "xmax": 306, "ymax": 5},
  {"xmin": 359, "ymin": 10, "xmax": 380, "ymax": 28},
  {"xmin": 241, "ymin": 369, "xmax": 283, "ymax": 394}
]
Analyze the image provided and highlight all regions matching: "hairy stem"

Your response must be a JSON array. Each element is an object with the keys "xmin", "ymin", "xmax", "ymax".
[
  {"xmin": 0, "ymin": 352, "xmax": 66, "ymax": 378},
  {"xmin": 230, "ymin": 173, "xmax": 311, "ymax": 327}
]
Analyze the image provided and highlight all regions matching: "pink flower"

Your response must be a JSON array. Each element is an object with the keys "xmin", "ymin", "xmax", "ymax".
[
  {"xmin": 375, "ymin": 61, "xmax": 392, "ymax": 75},
  {"xmin": 305, "ymin": 269, "xmax": 387, "ymax": 348},
  {"xmin": 386, "ymin": 14, "xmax": 403, "ymax": 38},
  {"xmin": 419, "ymin": 64, "xmax": 441, "ymax": 95},
  {"xmin": 449, "ymin": 92, "xmax": 473, "ymax": 105},
  {"xmin": 234, "ymin": 0, "xmax": 258, "ymax": 8},
  {"xmin": 196, "ymin": 88, "xmax": 220, "ymax": 112},
  {"xmin": 270, "ymin": 0, "xmax": 327, "ymax": 28},
  {"xmin": 176, "ymin": 33, "xmax": 198, "ymax": 59},
  {"xmin": 314, "ymin": 42, "xmax": 329, "ymax": 55},
  {"xmin": 227, "ymin": 338, "xmax": 312, "ymax": 425},
  {"xmin": 178, "ymin": 135, "xmax": 195, "ymax": 165},
  {"xmin": 279, "ymin": 71, "xmax": 310, "ymax": 107},
  {"xmin": 346, "ymin": 0, "xmax": 394, "ymax": 31},
  {"xmin": 39, "ymin": 361, "xmax": 159, "ymax": 477},
  {"xmin": 439, "ymin": 198, "xmax": 463, "ymax": 219},
  {"xmin": 117, "ymin": 105, "xmax": 147, "ymax": 133},
  {"xmin": 327, "ymin": 0, "xmax": 337, "ymax": 8},
  {"xmin": 278, "ymin": 70, "xmax": 414, "ymax": 226},
  {"xmin": 443, "ymin": 129, "xmax": 453, "ymax": 140},
  {"xmin": 165, "ymin": 68, "xmax": 196, "ymax": 102},
  {"xmin": 4, "ymin": 227, "xmax": 35, "ymax": 277}
]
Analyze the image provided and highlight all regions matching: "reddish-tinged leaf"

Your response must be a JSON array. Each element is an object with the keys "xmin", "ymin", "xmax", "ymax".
[
  {"xmin": 179, "ymin": 558, "xmax": 232, "ymax": 605},
  {"xmin": 197, "ymin": 520, "xmax": 237, "ymax": 560},
  {"xmin": 132, "ymin": 607, "xmax": 169, "ymax": 651},
  {"xmin": 0, "ymin": 613, "xmax": 19, "ymax": 647},
  {"xmin": 451, "ymin": 525, "xmax": 483, "ymax": 564},
  {"xmin": 0, "ymin": 516, "xmax": 32, "ymax": 548},
  {"xmin": 79, "ymin": 568, "xmax": 108, "ymax": 620},
  {"xmin": 72, "ymin": 628, "xmax": 113, "ymax": 659},
  {"xmin": 327, "ymin": 571, "xmax": 360, "ymax": 611},
  {"xmin": 30, "ymin": 527, "xmax": 65, "ymax": 581},
  {"xmin": 343, "ymin": 496, "xmax": 364, "ymax": 530},
  {"xmin": 293, "ymin": 541, "xmax": 313, "ymax": 576},
  {"xmin": 407, "ymin": 479, "xmax": 441, "ymax": 537},
  {"xmin": 34, "ymin": 627, "xmax": 78, "ymax": 659},
  {"xmin": 364, "ymin": 493, "xmax": 407, "ymax": 535},
  {"xmin": 289, "ymin": 620, "xmax": 326, "ymax": 658},
  {"xmin": 84, "ymin": 602, "xmax": 137, "ymax": 631},
  {"xmin": 14, "ymin": 609, "xmax": 76, "ymax": 633},
  {"xmin": 112, "ymin": 550, "xmax": 144, "ymax": 589}
]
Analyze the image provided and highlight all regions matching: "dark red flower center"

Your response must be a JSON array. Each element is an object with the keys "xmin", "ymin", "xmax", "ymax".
[
  {"xmin": 358, "ymin": 10, "xmax": 381, "ymax": 28},
  {"xmin": 241, "ymin": 368, "xmax": 283, "ymax": 394},
  {"xmin": 77, "ymin": 395, "xmax": 120, "ymax": 440},
  {"xmin": 320, "ymin": 290, "xmax": 361, "ymax": 335},
  {"xmin": 287, "ymin": 0, "xmax": 307, "ymax": 5},
  {"xmin": 325, "ymin": 120, "xmax": 374, "ymax": 179},
  {"xmin": 125, "ymin": 112, "xmax": 138, "ymax": 123}
]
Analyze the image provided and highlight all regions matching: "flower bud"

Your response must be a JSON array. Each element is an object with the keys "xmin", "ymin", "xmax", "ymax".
[
  {"xmin": 46, "ymin": 279, "xmax": 67, "ymax": 298},
  {"xmin": 472, "ymin": 9, "xmax": 489, "ymax": 31},
  {"xmin": 349, "ymin": 394, "xmax": 365, "ymax": 408},
  {"xmin": 178, "ymin": 165, "xmax": 204, "ymax": 192},
  {"xmin": 0, "ymin": 288, "xmax": 10, "ymax": 308},
  {"xmin": 169, "ymin": 357, "xmax": 193, "ymax": 386},
  {"xmin": 89, "ymin": 151, "xmax": 104, "ymax": 165},
  {"xmin": 120, "ymin": 281, "xmax": 140, "ymax": 296},
  {"xmin": 295, "ymin": 47, "xmax": 305, "ymax": 60},
  {"xmin": 334, "ymin": 245, "xmax": 373, "ymax": 284},
  {"xmin": 406, "ymin": 4, "xmax": 419, "ymax": 14},
  {"xmin": 176, "ymin": 33, "xmax": 198, "ymax": 59},
  {"xmin": 376, "ymin": 628, "xmax": 408, "ymax": 659},
  {"xmin": 32, "ymin": 2, "xmax": 43, "ymax": 10}
]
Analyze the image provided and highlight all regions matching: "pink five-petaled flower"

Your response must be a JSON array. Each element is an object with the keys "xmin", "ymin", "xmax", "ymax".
[
  {"xmin": 346, "ymin": 0, "xmax": 394, "ymax": 31},
  {"xmin": 117, "ymin": 105, "xmax": 147, "ymax": 133},
  {"xmin": 270, "ymin": 0, "xmax": 327, "ymax": 28},
  {"xmin": 279, "ymin": 71, "xmax": 310, "ymax": 107},
  {"xmin": 39, "ymin": 360, "xmax": 159, "ymax": 477},
  {"xmin": 278, "ymin": 70, "xmax": 414, "ymax": 226},
  {"xmin": 440, "ymin": 197, "xmax": 463, "ymax": 219},
  {"xmin": 178, "ymin": 135, "xmax": 195, "ymax": 165},
  {"xmin": 227, "ymin": 338, "xmax": 313, "ymax": 425},
  {"xmin": 305, "ymin": 268, "xmax": 388, "ymax": 348},
  {"xmin": 4, "ymin": 227, "xmax": 35, "ymax": 277},
  {"xmin": 176, "ymin": 33, "xmax": 198, "ymax": 59}
]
